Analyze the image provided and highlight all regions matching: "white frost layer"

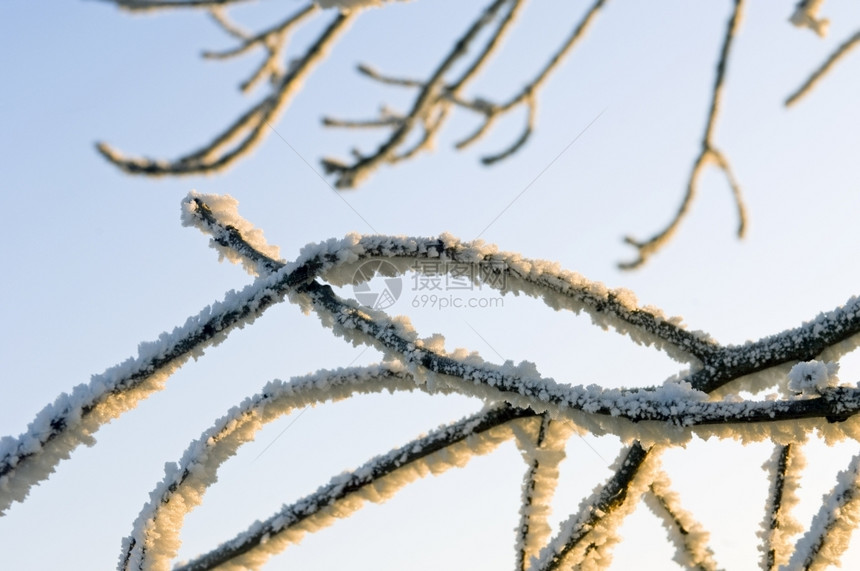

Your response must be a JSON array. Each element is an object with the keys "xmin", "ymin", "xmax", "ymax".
[
  {"xmin": 120, "ymin": 364, "xmax": 522, "ymax": 571},
  {"xmin": 787, "ymin": 360, "xmax": 839, "ymax": 395},
  {"xmin": 513, "ymin": 417, "xmax": 573, "ymax": 567},
  {"xmin": 120, "ymin": 364, "xmax": 416, "ymax": 571},
  {"xmin": 181, "ymin": 190, "xmax": 281, "ymax": 276},
  {"xmin": 533, "ymin": 447, "xmax": 664, "ymax": 569},
  {"xmin": 758, "ymin": 443, "xmax": 806, "ymax": 570},
  {"xmin": 784, "ymin": 451, "xmax": 860, "ymax": 570},
  {"xmin": 646, "ymin": 470, "xmax": 719, "ymax": 570}
]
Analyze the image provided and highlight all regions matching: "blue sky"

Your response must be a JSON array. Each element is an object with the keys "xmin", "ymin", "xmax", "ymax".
[{"xmin": 2, "ymin": 1, "xmax": 860, "ymax": 569}]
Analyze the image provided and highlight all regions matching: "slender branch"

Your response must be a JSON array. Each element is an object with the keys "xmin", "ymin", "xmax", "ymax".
[
  {"xmin": 321, "ymin": 0, "xmax": 518, "ymax": 188},
  {"xmin": 322, "ymin": 0, "xmax": 611, "ymax": 185},
  {"xmin": 97, "ymin": 0, "xmax": 258, "ymax": 12},
  {"xmin": 122, "ymin": 384, "xmax": 535, "ymax": 570},
  {"xmin": 759, "ymin": 443, "xmax": 805, "ymax": 570},
  {"xmin": 785, "ymin": 450, "xmax": 860, "ymax": 570},
  {"xmin": 454, "ymin": 0, "xmax": 607, "ymax": 162},
  {"xmin": 97, "ymin": 7, "xmax": 353, "ymax": 176},
  {"xmin": 203, "ymin": 4, "xmax": 318, "ymax": 94},
  {"xmin": 647, "ymin": 470, "xmax": 720, "ymax": 571},
  {"xmin": 620, "ymin": 0, "xmax": 747, "ymax": 270},
  {"xmin": 514, "ymin": 416, "xmax": 571, "ymax": 571},
  {"xmin": 532, "ymin": 443, "xmax": 653, "ymax": 570},
  {"xmin": 786, "ymin": 28, "xmax": 860, "ymax": 107}
]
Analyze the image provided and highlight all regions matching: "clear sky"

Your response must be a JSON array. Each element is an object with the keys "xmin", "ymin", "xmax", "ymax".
[{"xmin": 2, "ymin": 1, "xmax": 860, "ymax": 569}]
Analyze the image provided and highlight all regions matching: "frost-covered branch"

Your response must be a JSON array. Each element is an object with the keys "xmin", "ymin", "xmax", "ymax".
[
  {"xmin": 96, "ymin": 5, "xmax": 354, "ymax": 176},
  {"xmin": 12, "ymin": 193, "xmax": 860, "ymax": 567},
  {"xmin": 514, "ymin": 416, "xmax": 572, "ymax": 571},
  {"xmin": 452, "ymin": 0, "xmax": 606, "ymax": 165},
  {"xmin": 688, "ymin": 298, "xmax": 860, "ymax": 394},
  {"xmin": 118, "ymin": 365, "xmax": 537, "ymax": 570},
  {"xmin": 784, "ymin": 451, "xmax": 860, "ymax": 570},
  {"xmin": 165, "ymin": 400, "xmax": 535, "ymax": 571},
  {"xmin": 620, "ymin": 0, "xmax": 747, "ymax": 270},
  {"xmin": 0, "ymin": 256, "xmax": 309, "ymax": 514},
  {"xmin": 531, "ymin": 443, "xmax": 655, "ymax": 570},
  {"xmin": 759, "ymin": 443, "xmax": 806, "ymax": 570},
  {"xmin": 647, "ymin": 470, "xmax": 720, "ymax": 571}
]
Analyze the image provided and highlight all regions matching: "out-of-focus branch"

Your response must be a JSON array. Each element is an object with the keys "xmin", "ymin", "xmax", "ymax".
[
  {"xmin": 203, "ymin": 4, "xmax": 317, "ymax": 94},
  {"xmin": 96, "ymin": 4, "xmax": 354, "ymax": 176},
  {"xmin": 620, "ymin": 0, "xmax": 747, "ymax": 270},
  {"xmin": 453, "ymin": 0, "xmax": 606, "ymax": 165},
  {"xmin": 790, "ymin": 0, "xmax": 830, "ymax": 38},
  {"xmin": 785, "ymin": 28, "xmax": 860, "ymax": 106},
  {"xmin": 99, "ymin": 0, "xmax": 257, "ymax": 12},
  {"xmin": 321, "ymin": 0, "xmax": 610, "ymax": 186},
  {"xmin": 320, "ymin": 0, "xmax": 522, "ymax": 187}
]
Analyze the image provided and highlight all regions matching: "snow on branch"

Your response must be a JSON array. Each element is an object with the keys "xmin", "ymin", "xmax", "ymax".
[
  {"xmin": 9, "ymin": 194, "xmax": 860, "ymax": 568},
  {"xmin": 118, "ymin": 365, "xmax": 537, "ymax": 570},
  {"xmin": 0, "ymin": 258, "xmax": 307, "ymax": 514},
  {"xmin": 514, "ymin": 416, "xmax": 573, "ymax": 571},
  {"xmin": 531, "ymin": 443, "xmax": 658, "ymax": 570},
  {"xmin": 646, "ymin": 469, "xmax": 720, "ymax": 571},
  {"xmin": 785, "ymin": 451, "xmax": 860, "ymax": 570},
  {"xmin": 169, "ymin": 400, "xmax": 534, "ymax": 571},
  {"xmin": 759, "ymin": 443, "xmax": 806, "ymax": 570}
]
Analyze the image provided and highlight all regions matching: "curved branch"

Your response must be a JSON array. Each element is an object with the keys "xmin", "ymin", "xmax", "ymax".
[
  {"xmin": 321, "ymin": 0, "xmax": 520, "ymax": 188},
  {"xmin": 785, "ymin": 28, "xmax": 860, "ymax": 107},
  {"xmin": 119, "ymin": 369, "xmax": 534, "ymax": 570},
  {"xmin": 454, "ymin": 0, "xmax": 607, "ymax": 156},
  {"xmin": 621, "ymin": 0, "xmax": 747, "ymax": 270},
  {"xmin": 97, "ymin": 8, "xmax": 353, "ymax": 176}
]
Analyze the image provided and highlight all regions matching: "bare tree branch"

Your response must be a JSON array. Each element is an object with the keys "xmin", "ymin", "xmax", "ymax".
[
  {"xmin": 620, "ymin": 0, "xmax": 747, "ymax": 270},
  {"xmin": 786, "ymin": 28, "xmax": 860, "ymax": 107},
  {"xmin": 96, "ymin": 4, "xmax": 353, "ymax": 176}
]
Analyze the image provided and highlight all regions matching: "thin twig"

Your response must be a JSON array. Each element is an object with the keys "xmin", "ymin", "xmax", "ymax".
[
  {"xmin": 620, "ymin": 0, "xmax": 747, "ymax": 270},
  {"xmin": 786, "ymin": 29, "xmax": 860, "ymax": 106},
  {"xmin": 96, "ymin": 5, "xmax": 352, "ymax": 176}
]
